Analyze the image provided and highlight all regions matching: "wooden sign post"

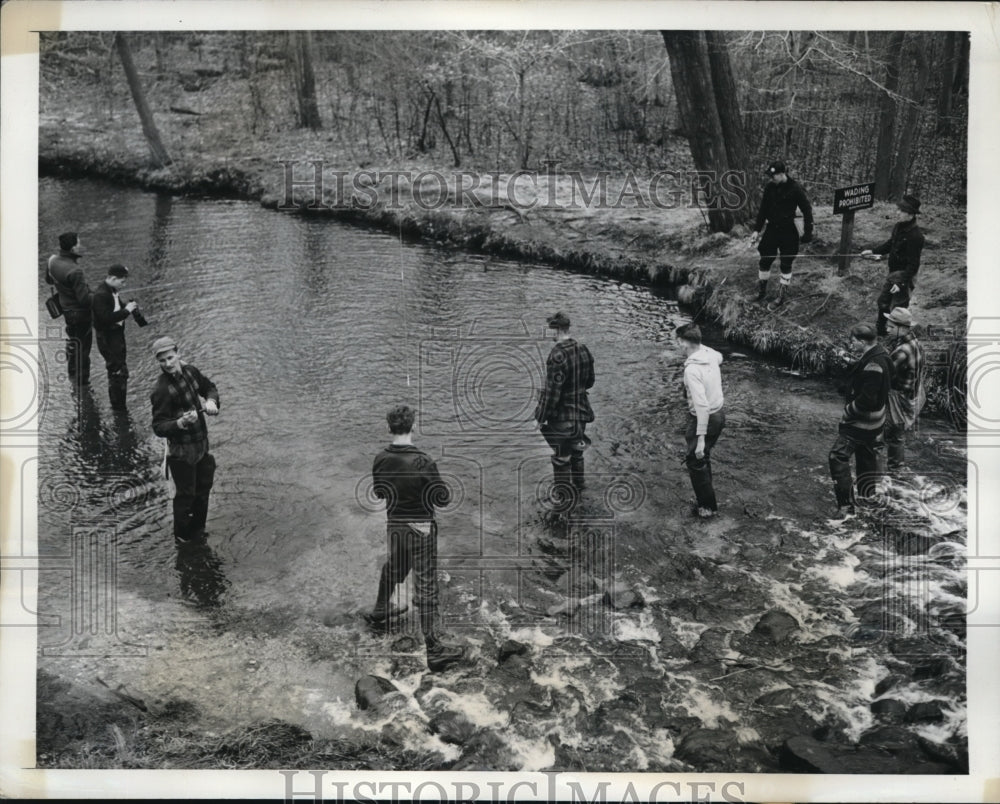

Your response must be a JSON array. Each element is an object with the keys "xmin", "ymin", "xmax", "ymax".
[{"xmin": 833, "ymin": 182, "xmax": 874, "ymax": 276}]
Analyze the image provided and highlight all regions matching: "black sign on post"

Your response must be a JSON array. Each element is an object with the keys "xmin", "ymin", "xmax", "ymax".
[{"xmin": 833, "ymin": 182, "xmax": 874, "ymax": 276}]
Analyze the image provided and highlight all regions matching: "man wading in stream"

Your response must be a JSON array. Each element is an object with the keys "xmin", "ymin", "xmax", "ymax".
[
  {"xmin": 150, "ymin": 337, "xmax": 221, "ymax": 544},
  {"xmin": 677, "ymin": 324, "xmax": 726, "ymax": 518},
  {"xmin": 533, "ymin": 312, "xmax": 595, "ymax": 508},
  {"xmin": 828, "ymin": 324, "xmax": 892, "ymax": 519},
  {"xmin": 368, "ymin": 405, "xmax": 466, "ymax": 673}
]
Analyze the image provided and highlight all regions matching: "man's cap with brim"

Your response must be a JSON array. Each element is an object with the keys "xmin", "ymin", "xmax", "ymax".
[
  {"xmin": 151, "ymin": 336, "xmax": 178, "ymax": 357},
  {"xmin": 884, "ymin": 307, "xmax": 914, "ymax": 327}
]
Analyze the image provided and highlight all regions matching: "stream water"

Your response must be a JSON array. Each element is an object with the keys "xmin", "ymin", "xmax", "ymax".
[{"xmin": 34, "ymin": 177, "xmax": 967, "ymax": 772}]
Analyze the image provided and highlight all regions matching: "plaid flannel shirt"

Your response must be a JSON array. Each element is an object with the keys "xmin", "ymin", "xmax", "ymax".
[
  {"xmin": 151, "ymin": 363, "xmax": 220, "ymax": 465},
  {"xmin": 533, "ymin": 339, "xmax": 595, "ymax": 423},
  {"xmin": 888, "ymin": 330, "xmax": 923, "ymax": 397}
]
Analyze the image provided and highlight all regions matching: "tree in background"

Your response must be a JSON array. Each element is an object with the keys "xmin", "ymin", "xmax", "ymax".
[
  {"xmin": 113, "ymin": 32, "xmax": 172, "ymax": 167},
  {"xmin": 288, "ymin": 32, "xmax": 322, "ymax": 130}
]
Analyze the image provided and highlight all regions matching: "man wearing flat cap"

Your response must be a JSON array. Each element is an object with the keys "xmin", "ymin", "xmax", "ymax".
[
  {"xmin": 749, "ymin": 160, "xmax": 814, "ymax": 309},
  {"xmin": 828, "ymin": 323, "xmax": 892, "ymax": 518},
  {"xmin": 91, "ymin": 264, "xmax": 138, "ymax": 410},
  {"xmin": 150, "ymin": 336, "xmax": 220, "ymax": 543},
  {"xmin": 883, "ymin": 307, "xmax": 925, "ymax": 471},
  {"xmin": 861, "ymin": 195, "xmax": 925, "ymax": 336},
  {"xmin": 534, "ymin": 312, "xmax": 595, "ymax": 504}
]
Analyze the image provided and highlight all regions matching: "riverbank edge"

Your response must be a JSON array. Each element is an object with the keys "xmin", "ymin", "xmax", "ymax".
[{"xmin": 37, "ymin": 151, "xmax": 963, "ymax": 418}]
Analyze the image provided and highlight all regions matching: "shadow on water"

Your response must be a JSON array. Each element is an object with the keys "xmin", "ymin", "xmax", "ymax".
[{"xmin": 175, "ymin": 540, "xmax": 231, "ymax": 609}]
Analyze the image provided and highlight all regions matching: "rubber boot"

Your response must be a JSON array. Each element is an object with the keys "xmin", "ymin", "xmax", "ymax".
[
  {"xmin": 425, "ymin": 633, "xmax": 466, "ymax": 673},
  {"xmin": 754, "ymin": 280, "xmax": 768, "ymax": 303},
  {"xmin": 769, "ymin": 284, "xmax": 788, "ymax": 310},
  {"xmin": 550, "ymin": 459, "xmax": 576, "ymax": 511},
  {"xmin": 570, "ymin": 455, "xmax": 585, "ymax": 490},
  {"xmin": 366, "ymin": 565, "xmax": 408, "ymax": 625},
  {"xmin": 109, "ymin": 377, "xmax": 128, "ymax": 411}
]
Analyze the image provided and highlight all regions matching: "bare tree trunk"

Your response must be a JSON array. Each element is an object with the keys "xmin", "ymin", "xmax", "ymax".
[
  {"xmin": 434, "ymin": 95, "xmax": 461, "ymax": 167},
  {"xmin": 936, "ymin": 32, "xmax": 956, "ymax": 134},
  {"xmin": 661, "ymin": 30, "xmax": 734, "ymax": 232},
  {"xmin": 889, "ymin": 35, "xmax": 931, "ymax": 199},
  {"xmin": 114, "ymin": 32, "xmax": 172, "ymax": 167},
  {"xmin": 704, "ymin": 30, "xmax": 755, "ymax": 222},
  {"xmin": 873, "ymin": 31, "xmax": 905, "ymax": 199},
  {"xmin": 289, "ymin": 32, "xmax": 322, "ymax": 130}
]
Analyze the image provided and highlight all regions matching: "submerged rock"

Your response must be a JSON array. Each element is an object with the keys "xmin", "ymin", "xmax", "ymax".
[
  {"xmin": 917, "ymin": 735, "xmax": 968, "ymax": 772},
  {"xmin": 429, "ymin": 711, "xmax": 479, "ymax": 746},
  {"xmin": 354, "ymin": 675, "xmax": 398, "ymax": 711},
  {"xmin": 754, "ymin": 687, "xmax": 797, "ymax": 708},
  {"xmin": 451, "ymin": 729, "xmax": 521, "ymax": 771},
  {"xmin": 905, "ymin": 701, "xmax": 946, "ymax": 724},
  {"xmin": 870, "ymin": 698, "xmax": 907, "ymax": 722},
  {"xmin": 602, "ymin": 584, "xmax": 645, "ymax": 610},
  {"xmin": 751, "ymin": 610, "xmax": 800, "ymax": 643},
  {"xmin": 497, "ymin": 640, "xmax": 529, "ymax": 664},
  {"xmin": 674, "ymin": 728, "xmax": 738, "ymax": 770},
  {"xmin": 874, "ymin": 673, "xmax": 909, "ymax": 697},
  {"xmin": 859, "ymin": 725, "xmax": 919, "ymax": 754}
]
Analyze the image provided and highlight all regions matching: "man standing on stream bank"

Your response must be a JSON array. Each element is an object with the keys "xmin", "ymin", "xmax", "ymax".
[
  {"xmin": 861, "ymin": 195, "xmax": 925, "ymax": 336},
  {"xmin": 150, "ymin": 337, "xmax": 221, "ymax": 544},
  {"xmin": 368, "ymin": 405, "xmax": 466, "ymax": 673},
  {"xmin": 749, "ymin": 160, "xmax": 814, "ymax": 310},
  {"xmin": 828, "ymin": 324, "xmax": 892, "ymax": 519},
  {"xmin": 677, "ymin": 324, "xmax": 726, "ymax": 518},
  {"xmin": 534, "ymin": 312, "xmax": 595, "ymax": 507},
  {"xmin": 46, "ymin": 232, "xmax": 93, "ymax": 386}
]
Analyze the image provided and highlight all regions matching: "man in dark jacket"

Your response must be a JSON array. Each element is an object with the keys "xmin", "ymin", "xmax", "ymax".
[
  {"xmin": 828, "ymin": 324, "xmax": 892, "ymax": 518},
  {"xmin": 91, "ymin": 264, "xmax": 138, "ymax": 410},
  {"xmin": 749, "ymin": 160, "xmax": 814, "ymax": 309},
  {"xmin": 861, "ymin": 195, "xmax": 925, "ymax": 336},
  {"xmin": 534, "ymin": 311, "xmax": 595, "ymax": 503},
  {"xmin": 46, "ymin": 232, "xmax": 93, "ymax": 385},
  {"xmin": 150, "ymin": 336, "xmax": 220, "ymax": 543},
  {"xmin": 369, "ymin": 404, "xmax": 466, "ymax": 673}
]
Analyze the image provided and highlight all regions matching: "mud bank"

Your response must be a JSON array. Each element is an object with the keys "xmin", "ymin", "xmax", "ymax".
[{"xmin": 38, "ymin": 141, "xmax": 966, "ymax": 418}]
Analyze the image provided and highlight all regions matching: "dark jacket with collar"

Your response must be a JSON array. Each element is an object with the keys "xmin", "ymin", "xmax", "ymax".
[
  {"xmin": 753, "ymin": 178, "xmax": 814, "ymax": 235},
  {"xmin": 534, "ymin": 338, "xmax": 596, "ymax": 424},
  {"xmin": 47, "ymin": 250, "xmax": 91, "ymax": 323},
  {"xmin": 92, "ymin": 280, "xmax": 132, "ymax": 332},
  {"xmin": 873, "ymin": 218, "xmax": 924, "ymax": 284},
  {"xmin": 372, "ymin": 444, "xmax": 450, "ymax": 522}
]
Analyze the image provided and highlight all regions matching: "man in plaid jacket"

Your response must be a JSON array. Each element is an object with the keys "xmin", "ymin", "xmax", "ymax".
[
  {"xmin": 150, "ymin": 336, "xmax": 221, "ymax": 543},
  {"xmin": 534, "ymin": 312, "xmax": 595, "ymax": 503},
  {"xmin": 883, "ymin": 307, "xmax": 925, "ymax": 470}
]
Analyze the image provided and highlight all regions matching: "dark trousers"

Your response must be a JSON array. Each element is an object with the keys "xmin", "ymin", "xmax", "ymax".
[
  {"xmin": 95, "ymin": 327, "xmax": 129, "ymax": 408},
  {"xmin": 685, "ymin": 410, "xmax": 725, "ymax": 511},
  {"xmin": 377, "ymin": 522, "xmax": 440, "ymax": 637},
  {"xmin": 168, "ymin": 452, "xmax": 216, "ymax": 540},
  {"xmin": 758, "ymin": 223, "xmax": 799, "ymax": 279},
  {"xmin": 64, "ymin": 319, "xmax": 93, "ymax": 384},
  {"xmin": 541, "ymin": 420, "xmax": 589, "ymax": 492},
  {"xmin": 829, "ymin": 433, "xmax": 884, "ymax": 507},
  {"xmin": 876, "ymin": 281, "xmax": 911, "ymax": 335},
  {"xmin": 884, "ymin": 422, "xmax": 906, "ymax": 468}
]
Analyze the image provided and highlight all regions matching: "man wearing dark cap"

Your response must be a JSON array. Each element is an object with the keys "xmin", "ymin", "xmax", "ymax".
[
  {"xmin": 534, "ymin": 312, "xmax": 595, "ymax": 503},
  {"xmin": 150, "ymin": 337, "xmax": 220, "ymax": 543},
  {"xmin": 46, "ymin": 232, "xmax": 93, "ymax": 385},
  {"xmin": 749, "ymin": 160, "xmax": 814, "ymax": 309},
  {"xmin": 861, "ymin": 195, "xmax": 925, "ymax": 336},
  {"xmin": 828, "ymin": 323, "xmax": 892, "ymax": 518},
  {"xmin": 368, "ymin": 404, "xmax": 466, "ymax": 673},
  {"xmin": 91, "ymin": 264, "xmax": 138, "ymax": 410},
  {"xmin": 883, "ymin": 307, "xmax": 925, "ymax": 471}
]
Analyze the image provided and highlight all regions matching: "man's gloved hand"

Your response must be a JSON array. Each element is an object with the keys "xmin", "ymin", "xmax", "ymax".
[
  {"xmin": 749, "ymin": 231, "xmax": 761, "ymax": 247},
  {"xmin": 800, "ymin": 229, "xmax": 813, "ymax": 244}
]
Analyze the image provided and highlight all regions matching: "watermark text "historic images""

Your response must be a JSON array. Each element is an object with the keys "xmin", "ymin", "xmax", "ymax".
[{"xmin": 276, "ymin": 160, "xmax": 750, "ymax": 213}]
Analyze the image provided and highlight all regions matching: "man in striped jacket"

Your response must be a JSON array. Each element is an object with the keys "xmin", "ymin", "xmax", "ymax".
[
  {"xmin": 829, "ymin": 324, "xmax": 892, "ymax": 518},
  {"xmin": 884, "ymin": 307, "xmax": 924, "ymax": 470}
]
